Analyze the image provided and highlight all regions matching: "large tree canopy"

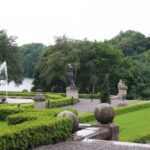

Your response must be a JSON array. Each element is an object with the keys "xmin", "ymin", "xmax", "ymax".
[
  {"xmin": 32, "ymin": 36, "xmax": 123, "ymax": 94},
  {"xmin": 109, "ymin": 30, "xmax": 149, "ymax": 56},
  {"xmin": 19, "ymin": 43, "xmax": 45, "ymax": 78},
  {"xmin": 0, "ymin": 30, "xmax": 22, "ymax": 84}
]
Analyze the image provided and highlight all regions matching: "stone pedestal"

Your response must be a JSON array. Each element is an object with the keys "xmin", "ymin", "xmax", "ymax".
[
  {"xmin": 33, "ymin": 92, "xmax": 46, "ymax": 109},
  {"xmin": 101, "ymin": 123, "xmax": 119, "ymax": 141},
  {"xmin": 66, "ymin": 87, "xmax": 78, "ymax": 99},
  {"xmin": 34, "ymin": 101, "xmax": 46, "ymax": 108},
  {"xmin": 118, "ymin": 89, "xmax": 127, "ymax": 100}
]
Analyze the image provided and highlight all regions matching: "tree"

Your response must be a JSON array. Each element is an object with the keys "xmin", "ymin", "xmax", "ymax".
[
  {"xmin": 109, "ymin": 30, "xmax": 148, "ymax": 56},
  {"xmin": 32, "ymin": 36, "xmax": 95, "ymax": 92},
  {"xmin": 0, "ymin": 30, "xmax": 23, "ymax": 84},
  {"xmin": 19, "ymin": 43, "xmax": 45, "ymax": 78},
  {"xmin": 94, "ymin": 42, "xmax": 123, "ymax": 94},
  {"xmin": 100, "ymin": 74, "xmax": 110, "ymax": 104}
]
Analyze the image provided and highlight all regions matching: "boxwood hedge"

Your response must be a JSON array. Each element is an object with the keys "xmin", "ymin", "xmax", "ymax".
[
  {"xmin": 0, "ymin": 105, "xmax": 77, "ymax": 150},
  {"xmin": 0, "ymin": 118, "xmax": 72, "ymax": 150}
]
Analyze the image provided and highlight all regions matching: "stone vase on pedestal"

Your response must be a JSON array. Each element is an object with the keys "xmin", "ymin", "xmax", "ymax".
[
  {"xmin": 66, "ymin": 87, "xmax": 78, "ymax": 99},
  {"xmin": 117, "ymin": 80, "xmax": 128, "ymax": 100},
  {"xmin": 33, "ymin": 92, "xmax": 46, "ymax": 108}
]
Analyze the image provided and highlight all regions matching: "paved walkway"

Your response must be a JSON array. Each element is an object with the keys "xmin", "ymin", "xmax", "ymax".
[
  {"xmin": 35, "ymin": 139, "xmax": 150, "ymax": 150},
  {"xmin": 62, "ymin": 99, "xmax": 137, "ymax": 114}
]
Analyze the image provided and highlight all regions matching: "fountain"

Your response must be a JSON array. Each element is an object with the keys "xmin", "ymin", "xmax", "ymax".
[
  {"xmin": 0, "ymin": 61, "xmax": 33, "ymax": 104},
  {"xmin": 0, "ymin": 61, "xmax": 8, "ymax": 101}
]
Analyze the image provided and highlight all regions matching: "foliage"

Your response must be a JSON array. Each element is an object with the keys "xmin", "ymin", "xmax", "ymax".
[
  {"xmin": 79, "ymin": 112, "xmax": 95, "ymax": 123},
  {"xmin": 46, "ymin": 97, "xmax": 77, "ymax": 108},
  {"xmin": 0, "ymin": 30, "xmax": 23, "ymax": 84},
  {"xmin": 79, "ymin": 93, "xmax": 100, "ymax": 99},
  {"xmin": 19, "ymin": 43, "xmax": 45, "ymax": 78},
  {"xmin": 100, "ymin": 74, "xmax": 110, "ymax": 103},
  {"xmin": 0, "ymin": 105, "xmax": 80, "ymax": 149},
  {"xmin": 109, "ymin": 30, "xmax": 149, "ymax": 56},
  {"xmin": 32, "ymin": 36, "xmax": 123, "ymax": 95},
  {"xmin": 0, "ymin": 118, "xmax": 72, "ymax": 150}
]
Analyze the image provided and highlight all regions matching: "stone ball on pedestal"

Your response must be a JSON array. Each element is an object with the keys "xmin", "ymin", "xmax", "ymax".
[
  {"xmin": 57, "ymin": 111, "xmax": 79, "ymax": 133},
  {"xmin": 94, "ymin": 103, "xmax": 115, "ymax": 124}
]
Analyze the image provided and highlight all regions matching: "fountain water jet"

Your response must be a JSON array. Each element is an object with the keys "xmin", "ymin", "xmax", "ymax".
[{"xmin": 0, "ymin": 61, "xmax": 8, "ymax": 101}]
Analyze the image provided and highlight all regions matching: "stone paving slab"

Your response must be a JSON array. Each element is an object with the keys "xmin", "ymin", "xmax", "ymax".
[{"xmin": 35, "ymin": 139, "xmax": 150, "ymax": 150}]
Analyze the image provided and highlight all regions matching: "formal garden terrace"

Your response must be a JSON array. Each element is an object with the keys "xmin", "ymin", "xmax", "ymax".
[{"xmin": 0, "ymin": 91, "xmax": 150, "ymax": 149}]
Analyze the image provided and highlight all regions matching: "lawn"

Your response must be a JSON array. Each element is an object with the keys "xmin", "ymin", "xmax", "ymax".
[
  {"xmin": 114, "ymin": 107, "xmax": 150, "ymax": 142},
  {"xmin": 87, "ymin": 107, "xmax": 150, "ymax": 142}
]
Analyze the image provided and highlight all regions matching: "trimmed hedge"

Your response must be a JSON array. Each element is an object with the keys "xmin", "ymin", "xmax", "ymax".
[
  {"xmin": 0, "ymin": 108, "xmax": 23, "ymax": 120},
  {"xmin": 79, "ymin": 93, "xmax": 100, "ymax": 99},
  {"xmin": 79, "ymin": 102, "xmax": 150, "ymax": 123},
  {"xmin": 7, "ymin": 108, "xmax": 78, "ymax": 125},
  {"xmin": 46, "ymin": 97, "xmax": 77, "ymax": 108},
  {"xmin": 0, "ymin": 117, "xmax": 72, "ymax": 150},
  {"xmin": 45, "ymin": 94, "xmax": 64, "ymax": 99},
  {"xmin": 79, "ymin": 112, "xmax": 94, "ymax": 123},
  {"xmin": 115, "ymin": 101, "xmax": 150, "ymax": 115},
  {"xmin": 0, "ymin": 91, "xmax": 36, "ymax": 97}
]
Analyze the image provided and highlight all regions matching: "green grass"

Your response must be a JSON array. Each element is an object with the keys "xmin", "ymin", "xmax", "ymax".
[
  {"xmin": 114, "ymin": 107, "xmax": 150, "ymax": 142},
  {"xmin": 0, "ymin": 121, "xmax": 8, "ymax": 128}
]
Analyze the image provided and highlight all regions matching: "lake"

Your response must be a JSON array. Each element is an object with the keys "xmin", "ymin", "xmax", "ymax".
[{"xmin": 0, "ymin": 78, "xmax": 33, "ymax": 92}]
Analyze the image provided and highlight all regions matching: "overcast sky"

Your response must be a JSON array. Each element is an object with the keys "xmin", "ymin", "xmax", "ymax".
[{"xmin": 1, "ymin": 0, "xmax": 150, "ymax": 45}]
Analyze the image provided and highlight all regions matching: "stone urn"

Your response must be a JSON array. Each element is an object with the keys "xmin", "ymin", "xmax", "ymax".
[
  {"xmin": 0, "ymin": 97, "xmax": 6, "ymax": 103},
  {"xmin": 94, "ymin": 103, "xmax": 115, "ymax": 124},
  {"xmin": 117, "ymin": 80, "xmax": 128, "ymax": 100},
  {"xmin": 33, "ymin": 92, "xmax": 46, "ymax": 108}
]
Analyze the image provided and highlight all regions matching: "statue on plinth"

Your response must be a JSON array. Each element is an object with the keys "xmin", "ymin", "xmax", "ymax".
[
  {"xmin": 68, "ymin": 64, "xmax": 76, "ymax": 89},
  {"xmin": 66, "ymin": 64, "xmax": 78, "ymax": 99}
]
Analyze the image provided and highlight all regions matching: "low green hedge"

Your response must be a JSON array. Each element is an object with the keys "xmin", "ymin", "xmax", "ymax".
[
  {"xmin": 0, "ymin": 91, "xmax": 36, "ymax": 97},
  {"xmin": 7, "ymin": 108, "xmax": 78, "ymax": 125},
  {"xmin": 0, "ymin": 117, "xmax": 72, "ymax": 150},
  {"xmin": 133, "ymin": 132, "xmax": 150, "ymax": 143},
  {"xmin": 79, "ymin": 102, "xmax": 150, "ymax": 123},
  {"xmin": 45, "ymin": 94, "xmax": 64, "ymax": 99},
  {"xmin": 79, "ymin": 112, "xmax": 94, "ymax": 123},
  {"xmin": 0, "ymin": 107, "xmax": 23, "ymax": 121},
  {"xmin": 115, "ymin": 102, "xmax": 150, "ymax": 115},
  {"xmin": 79, "ymin": 93, "xmax": 100, "ymax": 99},
  {"xmin": 46, "ymin": 97, "xmax": 77, "ymax": 108}
]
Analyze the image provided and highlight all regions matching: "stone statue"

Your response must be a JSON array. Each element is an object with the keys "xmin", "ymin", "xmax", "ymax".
[{"xmin": 68, "ymin": 64, "xmax": 76, "ymax": 88}]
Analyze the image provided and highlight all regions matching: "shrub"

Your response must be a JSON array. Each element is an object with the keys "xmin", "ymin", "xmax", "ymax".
[
  {"xmin": 115, "ymin": 102, "xmax": 150, "ymax": 115},
  {"xmin": 46, "ymin": 97, "xmax": 77, "ymax": 108},
  {"xmin": 7, "ymin": 108, "xmax": 78, "ymax": 125},
  {"xmin": 22, "ymin": 89, "xmax": 29, "ymax": 92},
  {"xmin": 100, "ymin": 74, "xmax": 110, "ymax": 104},
  {"xmin": 79, "ymin": 112, "xmax": 94, "ymax": 123},
  {"xmin": 0, "ymin": 107, "xmax": 23, "ymax": 120},
  {"xmin": 0, "ymin": 118, "xmax": 73, "ymax": 150},
  {"xmin": 45, "ymin": 94, "xmax": 64, "ymax": 99},
  {"xmin": 79, "ymin": 93, "xmax": 100, "ymax": 99}
]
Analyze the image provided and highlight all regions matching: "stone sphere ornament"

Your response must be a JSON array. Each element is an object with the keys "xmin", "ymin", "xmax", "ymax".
[
  {"xmin": 94, "ymin": 103, "xmax": 115, "ymax": 124},
  {"xmin": 57, "ymin": 111, "xmax": 79, "ymax": 133}
]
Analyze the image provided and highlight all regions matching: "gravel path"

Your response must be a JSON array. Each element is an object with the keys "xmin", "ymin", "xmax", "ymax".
[
  {"xmin": 62, "ymin": 99, "xmax": 137, "ymax": 113},
  {"xmin": 35, "ymin": 140, "xmax": 150, "ymax": 150}
]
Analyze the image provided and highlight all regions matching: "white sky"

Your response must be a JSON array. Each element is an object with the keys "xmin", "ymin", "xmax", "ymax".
[{"xmin": 0, "ymin": 0, "xmax": 150, "ymax": 46}]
